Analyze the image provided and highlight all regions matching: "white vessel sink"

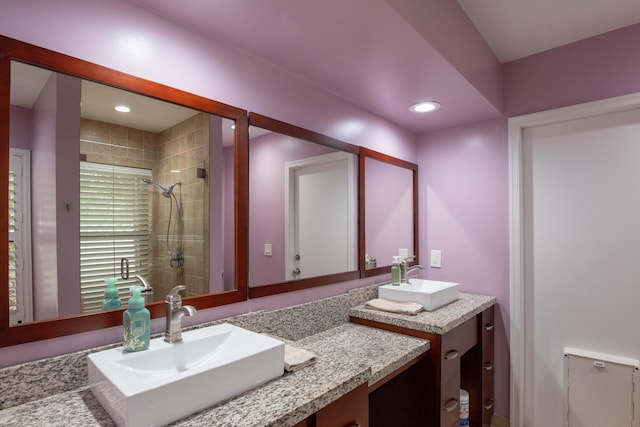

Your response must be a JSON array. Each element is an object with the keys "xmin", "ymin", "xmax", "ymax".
[
  {"xmin": 378, "ymin": 278, "xmax": 459, "ymax": 311},
  {"xmin": 88, "ymin": 323, "xmax": 285, "ymax": 427}
]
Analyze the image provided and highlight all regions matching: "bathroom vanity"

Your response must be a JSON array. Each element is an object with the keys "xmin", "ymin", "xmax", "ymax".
[
  {"xmin": 350, "ymin": 293, "xmax": 495, "ymax": 427},
  {"xmin": 0, "ymin": 285, "xmax": 495, "ymax": 426}
]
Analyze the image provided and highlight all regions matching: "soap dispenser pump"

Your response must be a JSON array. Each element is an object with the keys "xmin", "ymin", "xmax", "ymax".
[
  {"xmin": 123, "ymin": 286, "xmax": 150, "ymax": 352},
  {"xmin": 391, "ymin": 256, "xmax": 401, "ymax": 285},
  {"xmin": 102, "ymin": 278, "xmax": 121, "ymax": 310}
]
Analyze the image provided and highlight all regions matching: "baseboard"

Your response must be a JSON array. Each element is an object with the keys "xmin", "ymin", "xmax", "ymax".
[{"xmin": 492, "ymin": 414, "xmax": 510, "ymax": 427}]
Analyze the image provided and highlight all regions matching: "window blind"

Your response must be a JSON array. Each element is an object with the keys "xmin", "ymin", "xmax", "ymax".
[
  {"xmin": 8, "ymin": 168, "xmax": 18, "ymax": 317},
  {"xmin": 80, "ymin": 162, "xmax": 151, "ymax": 312}
]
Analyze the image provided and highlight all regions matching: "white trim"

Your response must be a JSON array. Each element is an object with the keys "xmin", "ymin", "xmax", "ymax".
[
  {"xmin": 564, "ymin": 347, "xmax": 640, "ymax": 369},
  {"xmin": 509, "ymin": 92, "xmax": 640, "ymax": 426}
]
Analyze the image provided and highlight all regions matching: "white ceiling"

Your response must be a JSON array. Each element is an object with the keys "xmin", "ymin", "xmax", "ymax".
[{"xmin": 457, "ymin": 0, "xmax": 640, "ymax": 63}]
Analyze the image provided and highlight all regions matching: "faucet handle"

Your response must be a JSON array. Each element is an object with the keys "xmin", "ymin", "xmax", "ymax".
[
  {"xmin": 167, "ymin": 285, "xmax": 186, "ymax": 302},
  {"xmin": 403, "ymin": 255, "xmax": 416, "ymax": 263}
]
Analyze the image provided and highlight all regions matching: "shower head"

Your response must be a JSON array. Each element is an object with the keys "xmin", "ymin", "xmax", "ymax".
[
  {"xmin": 162, "ymin": 182, "xmax": 181, "ymax": 198},
  {"xmin": 141, "ymin": 178, "xmax": 181, "ymax": 198}
]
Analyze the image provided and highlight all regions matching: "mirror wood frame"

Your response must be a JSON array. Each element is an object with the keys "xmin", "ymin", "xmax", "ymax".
[
  {"xmin": 0, "ymin": 36, "xmax": 249, "ymax": 347},
  {"xmin": 358, "ymin": 147, "xmax": 419, "ymax": 278},
  {"xmin": 247, "ymin": 113, "xmax": 361, "ymax": 298}
]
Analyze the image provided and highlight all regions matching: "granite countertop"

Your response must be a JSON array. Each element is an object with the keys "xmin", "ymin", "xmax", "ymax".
[
  {"xmin": 350, "ymin": 292, "xmax": 496, "ymax": 335},
  {"xmin": 0, "ymin": 323, "xmax": 429, "ymax": 427}
]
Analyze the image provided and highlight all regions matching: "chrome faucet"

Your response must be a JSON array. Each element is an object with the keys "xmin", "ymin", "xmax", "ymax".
[
  {"xmin": 400, "ymin": 256, "xmax": 425, "ymax": 283},
  {"xmin": 164, "ymin": 285, "xmax": 196, "ymax": 343},
  {"xmin": 134, "ymin": 275, "xmax": 154, "ymax": 305}
]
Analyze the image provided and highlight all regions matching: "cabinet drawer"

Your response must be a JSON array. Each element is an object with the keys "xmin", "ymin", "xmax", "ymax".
[
  {"xmin": 440, "ymin": 373, "xmax": 461, "ymax": 427},
  {"xmin": 441, "ymin": 315, "xmax": 477, "ymax": 378}
]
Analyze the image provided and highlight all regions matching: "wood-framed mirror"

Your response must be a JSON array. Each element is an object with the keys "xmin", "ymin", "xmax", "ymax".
[
  {"xmin": 0, "ymin": 36, "xmax": 249, "ymax": 347},
  {"xmin": 359, "ymin": 147, "xmax": 418, "ymax": 278},
  {"xmin": 247, "ymin": 113, "xmax": 360, "ymax": 297}
]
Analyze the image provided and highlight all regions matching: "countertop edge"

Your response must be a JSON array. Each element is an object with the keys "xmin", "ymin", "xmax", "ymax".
[{"xmin": 349, "ymin": 293, "xmax": 496, "ymax": 335}]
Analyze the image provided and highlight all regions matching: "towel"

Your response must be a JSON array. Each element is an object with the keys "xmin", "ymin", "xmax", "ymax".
[
  {"xmin": 364, "ymin": 298, "xmax": 424, "ymax": 315},
  {"xmin": 284, "ymin": 344, "xmax": 317, "ymax": 372}
]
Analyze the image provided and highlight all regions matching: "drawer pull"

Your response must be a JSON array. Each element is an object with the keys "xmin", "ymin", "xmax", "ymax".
[
  {"xmin": 484, "ymin": 323, "xmax": 494, "ymax": 331},
  {"xmin": 484, "ymin": 361, "xmax": 494, "ymax": 370},
  {"xmin": 483, "ymin": 398, "xmax": 494, "ymax": 410},
  {"xmin": 444, "ymin": 349, "xmax": 459, "ymax": 360},
  {"xmin": 444, "ymin": 398, "xmax": 459, "ymax": 412},
  {"xmin": 344, "ymin": 422, "xmax": 361, "ymax": 427}
]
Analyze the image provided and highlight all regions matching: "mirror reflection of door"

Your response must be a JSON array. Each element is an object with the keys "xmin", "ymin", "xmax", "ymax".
[
  {"xmin": 285, "ymin": 152, "xmax": 355, "ymax": 280},
  {"xmin": 248, "ymin": 120, "xmax": 359, "ymax": 289}
]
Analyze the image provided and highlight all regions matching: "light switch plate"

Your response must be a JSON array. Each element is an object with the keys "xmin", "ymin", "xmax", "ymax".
[
  {"xmin": 430, "ymin": 250, "xmax": 442, "ymax": 268},
  {"xmin": 264, "ymin": 243, "xmax": 272, "ymax": 256}
]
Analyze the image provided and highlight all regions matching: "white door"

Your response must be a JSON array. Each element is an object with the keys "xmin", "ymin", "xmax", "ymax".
[
  {"xmin": 285, "ymin": 152, "xmax": 355, "ymax": 280},
  {"xmin": 511, "ymin": 100, "xmax": 640, "ymax": 427}
]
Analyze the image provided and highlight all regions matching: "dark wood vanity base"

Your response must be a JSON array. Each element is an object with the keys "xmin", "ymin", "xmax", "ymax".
[{"xmin": 350, "ymin": 304, "xmax": 495, "ymax": 427}]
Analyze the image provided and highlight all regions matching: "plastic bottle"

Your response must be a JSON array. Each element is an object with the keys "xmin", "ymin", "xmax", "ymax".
[
  {"xmin": 123, "ymin": 286, "xmax": 150, "ymax": 352},
  {"xmin": 102, "ymin": 278, "xmax": 121, "ymax": 310},
  {"xmin": 460, "ymin": 389, "xmax": 470, "ymax": 426},
  {"xmin": 391, "ymin": 255, "xmax": 401, "ymax": 285}
]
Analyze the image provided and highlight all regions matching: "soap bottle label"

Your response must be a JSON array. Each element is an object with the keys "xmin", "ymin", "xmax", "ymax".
[
  {"xmin": 123, "ymin": 311, "xmax": 150, "ymax": 352},
  {"xmin": 131, "ymin": 319, "xmax": 145, "ymax": 337}
]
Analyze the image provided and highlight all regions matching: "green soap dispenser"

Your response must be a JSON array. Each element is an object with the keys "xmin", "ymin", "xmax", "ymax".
[
  {"xmin": 102, "ymin": 278, "xmax": 121, "ymax": 310},
  {"xmin": 123, "ymin": 286, "xmax": 150, "ymax": 352},
  {"xmin": 391, "ymin": 256, "xmax": 401, "ymax": 285}
]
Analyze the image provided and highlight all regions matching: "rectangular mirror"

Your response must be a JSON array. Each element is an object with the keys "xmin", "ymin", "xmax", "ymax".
[
  {"xmin": 1, "ymin": 36, "xmax": 249, "ymax": 346},
  {"xmin": 359, "ymin": 147, "xmax": 418, "ymax": 277},
  {"xmin": 248, "ymin": 114, "xmax": 360, "ymax": 297}
]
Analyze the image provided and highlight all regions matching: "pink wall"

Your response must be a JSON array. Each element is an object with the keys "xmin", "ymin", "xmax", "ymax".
[
  {"xmin": 54, "ymin": 73, "xmax": 81, "ymax": 316},
  {"xmin": 29, "ymin": 72, "xmax": 82, "ymax": 319},
  {"xmin": 9, "ymin": 106, "xmax": 31, "ymax": 149},
  {"xmin": 418, "ymin": 117, "xmax": 509, "ymax": 415},
  {"xmin": 504, "ymin": 23, "xmax": 640, "ymax": 117},
  {"xmin": 0, "ymin": 0, "xmax": 415, "ymax": 367},
  {"xmin": 30, "ymin": 73, "xmax": 61, "ymax": 320}
]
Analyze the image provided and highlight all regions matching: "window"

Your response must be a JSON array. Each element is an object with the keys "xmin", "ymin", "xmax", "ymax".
[
  {"xmin": 80, "ymin": 162, "xmax": 151, "ymax": 312},
  {"xmin": 9, "ymin": 148, "xmax": 33, "ymax": 325}
]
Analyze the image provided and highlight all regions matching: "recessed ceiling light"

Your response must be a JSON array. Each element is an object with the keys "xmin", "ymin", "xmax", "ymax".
[
  {"xmin": 409, "ymin": 101, "xmax": 441, "ymax": 113},
  {"xmin": 115, "ymin": 105, "xmax": 131, "ymax": 113}
]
